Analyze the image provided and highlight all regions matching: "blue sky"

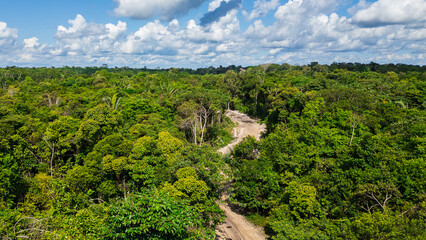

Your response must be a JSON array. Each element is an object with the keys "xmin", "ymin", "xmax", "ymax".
[{"xmin": 0, "ymin": 0, "xmax": 424, "ymax": 68}]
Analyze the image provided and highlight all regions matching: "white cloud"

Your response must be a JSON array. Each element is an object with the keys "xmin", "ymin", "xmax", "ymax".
[
  {"xmin": 21, "ymin": 37, "xmax": 47, "ymax": 62},
  {"xmin": 243, "ymin": 0, "xmax": 280, "ymax": 20},
  {"xmin": 0, "ymin": 21, "xmax": 18, "ymax": 48},
  {"xmin": 0, "ymin": 22, "xmax": 17, "ymax": 38},
  {"xmin": 54, "ymin": 14, "xmax": 127, "ymax": 56},
  {"xmin": 245, "ymin": 0, "xmax": 344, "ymax": 49},
  {"xmin": 17, "ymin": 53, "xmax": 34, "ymax": 62},
  {"xmin": 1, "ymin": 0, "xmax": 425, "ymax": 68},
  {"xmin": 188, "ymin": 9, "xmax": 240, "ymax": 42},
  {"xmin": 112, "ymin": 8, "xmax": 243, "ymax": 67},
  {"xmin": 200, "ymin": 0, "xmax": 241, "ymax": 26},
  {"xmin": 114, "ymin": 0, "xmax": 208, "ymax": 21},
  {"xmin": 24, "ymin": 37, "xmax": 41, "ymax": 49},
  {"xmin": 245, "ymin": 20, "xmax": 269, "ymax": 39},
  {"xmin": 56, "ymin": 14, "xmax": 105, "ymax": 39},
  {"xmin": 242, "ymin": 0, "xmax": 425, "ymax": 65},
  {"xmin": 105, "ymin": 21, "xmax": 127, "ymax": 40},
  {"xmin": 274, "ymin": 0, "xmax": 338, "ymax": 21},
  {"xmin": 386, "ymin": 53, "xmax": 413, "ymax": 60},
  {"xmin": 209, "ymin": 0, "xmax": 230, "ymax": 11},
  {"xmin": 347, "ymin": 0, "xmax": 372, "ymax": 15},
  {"xmin": 119, "ymin": 20, "xmax": 180, "ymax": 54},
  {"xmin": 119, "ymin": 9, "xmax": 240, "ymax": 62},
  {"xmin": 168, "ymin": 19, "xmax": 180, "ymax": 32},
  {"xmin": 352, "ymin": 0, "xmax": 426, "ymax": 26}
]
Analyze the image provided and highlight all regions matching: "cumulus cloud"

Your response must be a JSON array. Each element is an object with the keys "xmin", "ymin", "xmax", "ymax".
[
  {"xmin": 1, "ymin": 0, "xmax": 425, "ymax": 68},
  {"xmin": 189, "ymin": 9, "xmax": 240, "ymax": 42},
  {"xmin": 0, "ymin": 21, "xmax": 18, "ymax": 48},
  {"xmin": 24, "ymin": 37, "xmax": 40, "ymax": 49},
  {"xmin": 200, "ymin": 0, "xmax": 241, "ymax": 26},
  {"xmin": 245, "ymin": 0, "xmax": 345, "ymax": 50},
  {"xmin": 56, "ymin": 14, "xmax": 105, "ymax": 39},
  {"xmin": 114, "ymin": 0, "xmax": 208, "ymax": 21},
  {"xmin": 113, "ymin": 8, "xmax": 242, "ymax": 67},
  {"xmin": 16, "ymin": 38, "xmax": 47, "ymax": 64},
  {"xmin": 0, "ymin": 12, "xmax": 241, "ymax": 67},
  {"xmin": 120, "ymin": 8, "xmax": 240, "ymax": 56},
  {"xmin": 23, "ymin": 37, "xmax": 47, "ymax": 55},
  {"xmin": 347, "ymin": 0, "xmax": 372, "ymax": 16},
  {"xmin": 352, "ymin": 0, "xmax": 426, "ymax": 27},
  {"xmin": 105, "ymin": 21, "xmax": 128, "ymax": 40},
  {"xmin": 243, "ymin": 0, "xmax": 280, "ymax": 20},
  {"xmin": 54, "ymin": 14, "xmax": 127, "ymax": 56},
  {"xmin": 242, "ymin": 0, "xmax": 426, "ymax": 65},
  {"xmin": 208, "ymin": 0, "xmax": 229, "ymax": 11},
  {"xmin": 119, "ymin": 20, "xmax": 181, "ymax": 54}
]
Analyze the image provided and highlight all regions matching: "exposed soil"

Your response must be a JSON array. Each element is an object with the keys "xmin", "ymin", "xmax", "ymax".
[
  {"xmin": 216, "ymin": 110, "xmax": 266, "ymax": 240},
  {"xmin": 218, "ymin": 110, "xmax": 265, "ymax": 155}
]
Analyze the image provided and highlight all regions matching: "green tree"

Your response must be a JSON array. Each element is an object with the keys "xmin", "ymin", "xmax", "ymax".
[
  {"xmin": 76, "ymin": 104, "xmax": 123, "ymax": 150},
  {"xmin": 103, "ymin": 189, "xmax": 207, "ymax": 240}
]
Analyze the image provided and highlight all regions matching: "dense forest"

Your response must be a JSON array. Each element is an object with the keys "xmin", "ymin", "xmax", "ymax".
[{"xmin": 1, "ymin": 63, "xmax": 425, "ymax": 239}]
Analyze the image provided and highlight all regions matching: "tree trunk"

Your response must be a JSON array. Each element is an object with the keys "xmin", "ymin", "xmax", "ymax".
[
  {"xmin": 192, "ymin": 120, "xmax": 197, "ymax": 145},
  {"xmin": 43, "ymin": 138, "xmax": 55, "ymax": 177},
  {"xmin": 349, "ymin": 113, "xmax": 361, "ymax": 146},
  {"xmin": 199, "ymin": 106, "xmax": 209, "ymax": 145},
  {"xmin": 49, "ymin": 142, "xmax": 55, "ymax": 177},
  {"xmin": 349, "ymin": 127, "xmax": 355, "ymax": 146},
  {"xmin": 123, "ymin": 177, "xmax": 127, "ymax": 199}
]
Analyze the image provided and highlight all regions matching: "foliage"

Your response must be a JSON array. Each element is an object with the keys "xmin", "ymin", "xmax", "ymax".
[
  {"xmin": 102, "ymin": 189, "xmax": 209, "ymax": 240},
  {"xmin": 226, "ymin": 64, "xmax": 425, "ymax": 239},
  {"xmin": 0, "ymin": 64, "xmax": 424, "ymax": 239}
]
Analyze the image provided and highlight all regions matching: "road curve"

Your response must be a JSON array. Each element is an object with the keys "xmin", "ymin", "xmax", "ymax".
[{"xmin": 216, "ymin": 110, "xmax": 266, "ymax": 240}]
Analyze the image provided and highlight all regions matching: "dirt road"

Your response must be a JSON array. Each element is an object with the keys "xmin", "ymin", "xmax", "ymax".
[
  {"xmin": 218, "ymin": 110, "xmax": 265, "ymax": 154},
  {"xmin": 216, "ymin": 110, "xmax": 266, "ymax": 240}
]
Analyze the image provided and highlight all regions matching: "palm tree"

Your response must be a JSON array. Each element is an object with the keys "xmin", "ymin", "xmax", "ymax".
[{"xmin": 103, "ymin": 93, "xmax": 121, "ymax": 110}]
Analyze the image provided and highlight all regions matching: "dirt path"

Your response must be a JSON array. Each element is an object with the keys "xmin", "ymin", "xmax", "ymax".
[
  {"xmin": 218, "ymin": 110, "xmax": 265, "ymax": 155},
  {"xmin": 216, "ymin": 110, "xmax": 266, "ymax": 240}
]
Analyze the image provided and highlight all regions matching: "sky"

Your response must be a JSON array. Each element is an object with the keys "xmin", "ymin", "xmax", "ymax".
[{"xmin": 0, "ymin": 0, "xmax": 425, "ymax": 68}]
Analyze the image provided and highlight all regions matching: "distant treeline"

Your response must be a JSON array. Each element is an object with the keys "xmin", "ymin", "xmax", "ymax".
[{"xmin": 3, "ymin": 61, "xmax": 424, "ymax": 76}]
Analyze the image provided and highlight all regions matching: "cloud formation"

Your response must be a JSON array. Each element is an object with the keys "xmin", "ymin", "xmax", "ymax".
[
  {"xmin": 23, "ymin": 37, "xmax": 41, "ymax": 49},
  {"xmin": 0, "ymin": 0, "xmax": 425, "ymax": 67},
  {"xmin": 245, "ymin": 0, "xmax": 344, "ymax": 50},
  {"xmin": 56, "ymin": 14, "xmax": 106, "ymax": 39},
  {"xmin": 243, "ymin": 0, "xmax": 280, "ymax": 20},
  {"xmin": 114, "ymin": 0, "xmax": 208, "ymax": 21},
  {"xmin": 54, "ymin": 14, "xmax": 126, "ymax": 56},
  {"xmin": 0, "ymin": 22, "xmax": 18, "ymax": 48},
  {"xmin": 208, "ymin": 0, "xmax": 229, "ymax": 11},
  {"xmin": 352, "ymin": 0, "xmax": 426, "ymax": 27},
  {"xmin": 200, "ymin": 0, "xmax": 242, "ymax": 26}
]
